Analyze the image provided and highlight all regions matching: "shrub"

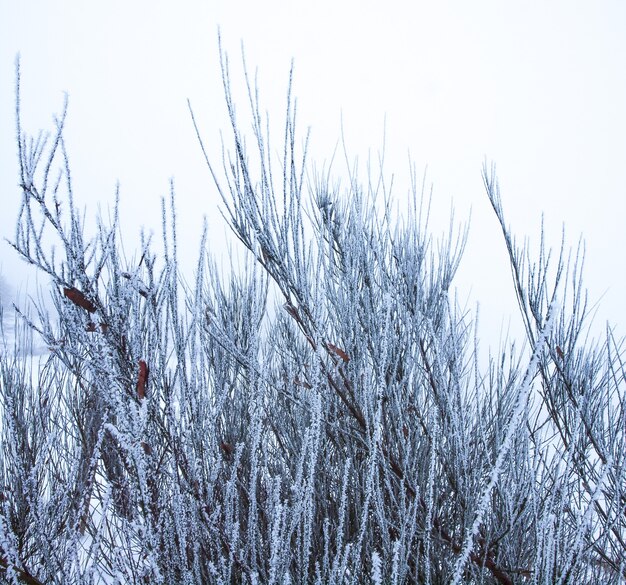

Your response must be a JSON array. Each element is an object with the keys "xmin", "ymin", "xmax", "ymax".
[{"xmin": 1, "ymin": 49, "xmax": 624, "ymax": 584}]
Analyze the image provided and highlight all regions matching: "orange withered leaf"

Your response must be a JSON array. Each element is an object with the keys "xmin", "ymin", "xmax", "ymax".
[
  {"xmin": 327, "ymin": 343, "xmax": 350, "ymax": 363},
  {"xmin": 137, "ymin": 360, "xmax": 149, "ymax": 399},
  {"xmin": 556, "ymin": 346, "xmax": 564, "ymax": 360},
  {"xmin": 63, "ymin": 287, "xmax": 96, "ymax": 313}
]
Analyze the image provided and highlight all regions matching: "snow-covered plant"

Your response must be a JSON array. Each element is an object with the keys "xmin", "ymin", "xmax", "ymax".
[{"xmin": 1, "ymin": 46, "xmax": 624, "ymax": 584}]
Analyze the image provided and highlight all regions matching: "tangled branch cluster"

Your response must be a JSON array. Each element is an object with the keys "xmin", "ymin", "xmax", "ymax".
[{"xmin": 1, "ymin": 51, "xmax": 624, "ymax": 584}]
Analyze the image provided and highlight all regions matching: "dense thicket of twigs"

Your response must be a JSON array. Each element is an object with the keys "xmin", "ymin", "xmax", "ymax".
[{"xmin": 1, "ymin": 51, "xmax": 625, "ymax": 585}]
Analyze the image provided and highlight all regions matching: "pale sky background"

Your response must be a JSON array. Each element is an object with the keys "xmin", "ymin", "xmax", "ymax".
[{"xmin": 1, "ymin": 1, "xmax": 625, "ymax": 351}]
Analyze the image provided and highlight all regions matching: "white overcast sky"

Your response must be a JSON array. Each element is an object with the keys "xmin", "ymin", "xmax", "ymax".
[{"xmin": 1, "ymin": 1, "xmax": 625, "ymax": 348}]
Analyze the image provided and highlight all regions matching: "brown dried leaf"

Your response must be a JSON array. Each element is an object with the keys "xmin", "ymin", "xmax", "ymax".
[
  {"xmin": 220, "ymin": 442, "xmax": 234, "ymax": 456},
  {"xmin": 86, "ymin": 321, "xmax": 109, "ymax": 333},
  {"xmin": 284, "ymin": 302, "xmax": 300, "ymax": 321},
  {"xmin": 327, "ymin": 343, "xmax": 350, "ymax": 363},
  {"xmin": 137, "ymin": 360, "xmax": 149, "ymax": 399},
  {"xmin": 63, "ymin": 287, "xmax": 96, "ymax": 313},
  {"xmin": 294, "ymin": 376, "xmax": 312, "ymax": 389}
]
